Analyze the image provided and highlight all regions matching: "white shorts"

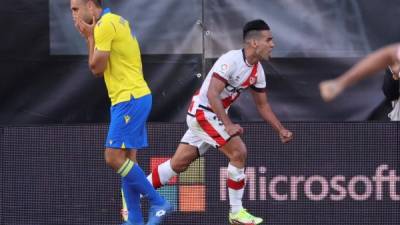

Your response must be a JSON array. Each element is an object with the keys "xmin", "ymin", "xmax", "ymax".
[{"xmin": 181, "ymin": 109, "xmax": 232, "ymax": 156}]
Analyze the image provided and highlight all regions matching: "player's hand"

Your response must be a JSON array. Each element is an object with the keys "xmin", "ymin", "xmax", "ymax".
[
  {"xmin": 279, "ymin": 129, "xmax": 293, "ymax": 143},
  {"xmin": 72, "ymin": 15, "xmax": 84, "ymax": 37},
  {"xmin": 225, "ymin": 124, "xmax": 244, "ymax": 136},
  {"xmin": 394, "ymin": 72, "xmax": 400, "ymax": 80},
  {"xmin": 390, "ymin": 64, "xmax": 400, "ymax": 80},
  {"xmin": 319, "ymin": 79, "xmax": 344, "ymax": 102},
  {"xmin": 76, "ymin": 16, "xmax": 97, "ymax": 39}
]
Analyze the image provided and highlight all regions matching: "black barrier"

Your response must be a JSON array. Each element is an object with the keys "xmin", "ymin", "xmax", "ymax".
[
  {"xmin": 0, "ymin": 127, "xmax": 3, "ymax": 225},
  {"xmin": 3, "ymin": 0, "xmax": 400, "ymax": 124},
  {"xmin": 0, "ymin": 123, "xmax": 399, "ymax": 225}
]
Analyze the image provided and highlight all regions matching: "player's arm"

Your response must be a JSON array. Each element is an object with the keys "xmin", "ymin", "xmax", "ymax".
[
  {"xmin": 75, "ymin": 16, "xmax": 107, "ymax": 77},
  {"xmin": 76, "ymin": 16, "xmax": 115, "ymax": 77},
  {"xmin": 207, "ymin": 74, "xmax": 243, "ymax": 136},
  {"xmin": 86, "ymin": 36, "xmax": 109, "ymax": 77},
  {"xmin": 320, "ymin": 44, "xmax": 400, "ymax": 102},
  {"xmin": 250, "ymin": 89, "xmax": 293, "ymax": 143}
]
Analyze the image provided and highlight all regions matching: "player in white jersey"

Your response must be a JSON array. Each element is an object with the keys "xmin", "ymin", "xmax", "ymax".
[
  {"xmin": 147, "ymin": 20, "xmax": 293, "ymax": 225},
  {"xmin": 320, "ymin": 44, "xmax": 400, "ymax": 102}
]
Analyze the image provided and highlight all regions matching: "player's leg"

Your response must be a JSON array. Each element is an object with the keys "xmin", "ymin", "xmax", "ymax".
[
  {"xmin": 219, "ymin": 137, "xmax": 263, "ymax": 225},
  {"xmin": 147, "ymin": 129, "xmax": 202, "ymax": 188},
  {"xmin": 106, "ymin": 95, "xmax": 171, "ymax": 225},
  {"xmin": 190, "ymin": 109, "xmax": 262, "ymax": 224},
  {"xmin": 147, "ymin": 143, "xmax": 199, "ymax": 188},
  {"xmin": 118, "ymin": 151, "xmax": 172, "ymax": 225},
  {"xmin": 219, "ymin": 136, "xmax": 247, "ymax": 212},
  {"xmin": 104, "ymin": 148, "xmax": 144, "ymax": 225}
]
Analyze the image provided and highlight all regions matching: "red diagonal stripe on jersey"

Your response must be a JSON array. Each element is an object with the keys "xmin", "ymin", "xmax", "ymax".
[
  {"xmin": 221, "ymin": 93, "xmax": 241, "ymax": 108},
  {"xmin": 241, "ymin": 63, "xmax": 258, "ymax": 87},
  {"xmin": 195, "ymin": 110, "xmax": 226, "ymax": 146}
]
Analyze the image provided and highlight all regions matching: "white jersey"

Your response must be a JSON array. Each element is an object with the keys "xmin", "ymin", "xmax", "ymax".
[{"xmin": 188, "ymin": 49, "xmax": 267, "ymax": 115}]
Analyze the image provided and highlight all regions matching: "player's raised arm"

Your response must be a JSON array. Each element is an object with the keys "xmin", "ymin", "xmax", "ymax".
[{"xmin": 319, "ymin": 44, "xmax": 400, "ymax": 102}]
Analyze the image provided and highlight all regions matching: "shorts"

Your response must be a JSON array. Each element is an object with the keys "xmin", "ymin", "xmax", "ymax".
[
  {"xmin": 181, "ymin": 109, "xmax": 232, "ymax": 156},
  {"xmin": 105, "ymin": 94, "xmax": 152, "ymax": 150}
]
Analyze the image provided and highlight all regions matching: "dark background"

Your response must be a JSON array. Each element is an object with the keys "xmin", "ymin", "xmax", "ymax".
[{"xmin": 1, "ymin": 0, "xmax": 400, "ymax": 124}]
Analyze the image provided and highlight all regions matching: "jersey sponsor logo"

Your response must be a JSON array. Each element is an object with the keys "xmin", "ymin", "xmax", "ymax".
[{"xmin": 234, "ymin": 75, "xmax": 241, "ymax": 82}]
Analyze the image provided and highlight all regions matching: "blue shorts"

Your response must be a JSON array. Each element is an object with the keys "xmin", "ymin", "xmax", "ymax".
[{"xmin": 105, "ymin": 94, "xmax": 152, "ymax": 150}]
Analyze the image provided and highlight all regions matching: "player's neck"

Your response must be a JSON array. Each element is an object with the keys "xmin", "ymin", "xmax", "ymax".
[
  {"xmin": 94, "ymin": 7, "xmax": 103, "ymax": 20},
  {"xmin": 243, "ymin": 48, "xmax": 259, "ymax": 66}
]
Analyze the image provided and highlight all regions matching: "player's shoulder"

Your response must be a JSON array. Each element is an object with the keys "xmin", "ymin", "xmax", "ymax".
[
  {"xmin": 222, "ymin": 49, "xmax": 242, "ymax": 58},
  {"xmin": 99, "ymin": 13, "xmax": 120, "ymax": 23},
  {"xmin": 96, "ymin": 13, "xmax": 128, "ymax": 32},
  {"xmin": 218, "ymin": 49, "xmax": 242, "ymax": 64}
]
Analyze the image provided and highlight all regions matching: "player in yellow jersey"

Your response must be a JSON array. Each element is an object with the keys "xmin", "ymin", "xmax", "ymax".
[{"xmin": 70, "ymin": 1, "xmax": 172, "ymax": 224}]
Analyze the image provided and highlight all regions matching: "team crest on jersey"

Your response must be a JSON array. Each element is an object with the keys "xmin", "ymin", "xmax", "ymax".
[{"xmin": 249, "ymin": 77, "xmax": 256, "ymax": 85}]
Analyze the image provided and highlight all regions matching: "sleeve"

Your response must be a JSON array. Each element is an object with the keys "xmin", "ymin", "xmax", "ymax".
[
  {"xmin": 382, "ymin": 68, "xmax": 400, "ymax": 101},
  {"xmin": 251, "ymin": 64, "xmax": 267, "ymax": 91},
  {"xmin": 94, "ymin": 20, "xmax": 116, "ymax": 52},
  {"xmin": 210, "ymin": 53, "xmax": 236, "ymax": 83}
]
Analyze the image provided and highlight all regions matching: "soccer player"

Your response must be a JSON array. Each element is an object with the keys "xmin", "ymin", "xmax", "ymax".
[
  {"xmin": 70, "ymin": 1, "xmax": 172, "ymax": 224},
  {"xmin": 147, "ymin": 20, "xmax": 293, "ymax": 225},
  {"xmin": 319, "ymin": 44, "xmax": 400, "ymax": 102}
]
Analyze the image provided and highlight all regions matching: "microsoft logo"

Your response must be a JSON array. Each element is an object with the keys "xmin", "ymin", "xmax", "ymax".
[{"xmin": 150, "ymin": 157, "xmax": 206, "ymax": 212}]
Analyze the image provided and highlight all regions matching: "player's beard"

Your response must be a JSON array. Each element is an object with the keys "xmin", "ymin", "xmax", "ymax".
[
  {"xmin": 81, "ymin": 10, "xmax": 94, "ymax": 24},
  {"xmin": 263, "ymin": 52, "xmax": 272, "ymax": 60},
  {"xmin": 257, "ymin": 49, "xmax": 271, "ymax": 61}
]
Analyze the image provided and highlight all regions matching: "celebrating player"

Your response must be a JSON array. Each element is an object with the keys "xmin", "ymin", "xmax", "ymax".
[{"xmin": 147, "ymin": 19, "xmax": 293, "ymax": 225}]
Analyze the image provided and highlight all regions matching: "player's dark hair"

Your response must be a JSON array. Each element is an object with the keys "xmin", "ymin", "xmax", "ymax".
[
  {"xmin": 93, "ymin": 0, "xmax": 102, "ymax": 7},
  {"xmin": 85, "ymin": 0, "xmax": 102, "ymax": 7},
  {"xmin": 243, "ymin": 19, "xmax": 270, "ymax": 40}
]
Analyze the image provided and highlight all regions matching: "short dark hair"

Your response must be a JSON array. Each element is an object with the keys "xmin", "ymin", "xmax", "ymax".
[
  {"xmin": 83, "ymin": 0, "xmax": 102, "ymax": 7},
  {"xmin": 243, "ymin": 19, "xmax": 270, "ymax": 40},
  {"xmin": 93, "ymin": 0, "xmax": 102, "ymax": 6}
]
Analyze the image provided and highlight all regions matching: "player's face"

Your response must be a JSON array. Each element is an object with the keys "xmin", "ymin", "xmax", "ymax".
[
  {"xmin": 70, "ymin": 0, "xmax": 93, "ymax": 24},
  {"xmin": 255, "ymin": 30, "xmax": 275, "ymax": 60}
]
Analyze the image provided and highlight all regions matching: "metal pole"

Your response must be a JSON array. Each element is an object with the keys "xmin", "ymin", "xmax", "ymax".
[{"xmin": 201, "ymin": 0, "xmax": 206, "ymax": 80}]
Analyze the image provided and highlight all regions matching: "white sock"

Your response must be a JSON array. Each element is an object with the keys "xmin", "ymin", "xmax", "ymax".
[
  {"xmin": 147, "ymin": 159, "xmax": 177, "ymax": 188},
  {"xmin": 227, "ymin": 163, "xmax": 246, "ymax": 214}
]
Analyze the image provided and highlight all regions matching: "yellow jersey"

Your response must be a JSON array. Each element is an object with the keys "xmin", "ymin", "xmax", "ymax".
[{"xmin": 94, "ymin": 8, "xmax": 151, "ymax": 105}]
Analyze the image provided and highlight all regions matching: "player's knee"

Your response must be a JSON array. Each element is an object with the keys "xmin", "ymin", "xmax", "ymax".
[
  {"xmin": 230, "ymin": 146, "xmax": 247, "ymax": 163},
  {"xmin": 104, "ymin": 149, "xmax": 125, "ymax": 171},
  {"xmin": 104, "ymin": 153, "xmax": 116, "ymax": 169},
  {"xmin": 170, "ymin": 145, "xmax": 199, "ymax": 173}
]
